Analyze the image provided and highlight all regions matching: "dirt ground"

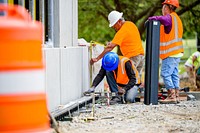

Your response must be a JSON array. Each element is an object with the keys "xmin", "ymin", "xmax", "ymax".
[
  {"xmin": 51, "ymin": 99, "xmax": 200, "ymax": 133},
  {"xmin": 50, "ymin": 77, "xmax": 200, "ymax": 133}
]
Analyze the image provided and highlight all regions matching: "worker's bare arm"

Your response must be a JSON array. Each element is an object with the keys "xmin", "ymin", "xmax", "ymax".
[{"xmin": 90, "ymin": 42, "xmax": 117, "ymax": 65}]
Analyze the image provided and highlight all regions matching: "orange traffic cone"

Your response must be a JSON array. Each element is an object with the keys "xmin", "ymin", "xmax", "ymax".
[{"xmin": 0, "ymin": 4, "xmax": 50, "ymax": 133}]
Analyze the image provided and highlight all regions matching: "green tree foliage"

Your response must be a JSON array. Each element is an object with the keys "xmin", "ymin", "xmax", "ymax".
[{"xmin": 78, "ymin": 0, "xmax": 200, "ymax": 43}]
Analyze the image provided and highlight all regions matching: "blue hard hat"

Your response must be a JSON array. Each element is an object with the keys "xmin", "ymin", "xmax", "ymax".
[{"xmin": 102, "ymin": 52, "xmax": 119, "ymax": 71}]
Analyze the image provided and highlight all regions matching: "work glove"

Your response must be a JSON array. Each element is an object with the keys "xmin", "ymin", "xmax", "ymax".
[{"xmin": 87, "ymin": 86, "xmax": 95, "ymax": 93}]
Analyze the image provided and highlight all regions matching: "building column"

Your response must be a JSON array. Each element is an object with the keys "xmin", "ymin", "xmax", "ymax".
[{"xmin": 57, "ymin": 0, "xmax": 78, "ymax": 47}]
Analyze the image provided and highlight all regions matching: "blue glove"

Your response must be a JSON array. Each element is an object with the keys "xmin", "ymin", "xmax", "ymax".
[{"xmin": 87, "ymin": 86, "xmax": 95, "ymax": 93}]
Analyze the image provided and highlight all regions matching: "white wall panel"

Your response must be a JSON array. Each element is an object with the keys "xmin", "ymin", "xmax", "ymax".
[
  {"xmin": 44, "ymin": 47, "xmax": 90, "ymax": 111},
  {"xmin": 91, "ymin": 45, "xmax": 105, "ymax": 92},
  {"xmin": 60, "ymin": 47, "xmax": 82, "ymax": 105},
  {"xmin": 81, "ymin": 46, "xmax": 90, "ymax": 93},
  {"xmin": 43, "ymin": 48, "xmax": 61, "ymax": 111}
]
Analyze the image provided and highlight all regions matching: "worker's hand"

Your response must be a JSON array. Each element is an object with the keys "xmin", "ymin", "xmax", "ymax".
[
  {"xmin": 90, "ymin": 58, "xmax": 98, "ymax": 65},
  {"xmin": 148, "ymin": 16, "xmax": 156, "ymax": 21},
  {"xmin": 118, "ymin": 88, "xmax": 126, "ymax": 95},
  {"xmin": 190, "ymin": 65, "xmax": 195, "ymax": 71},
  {"xmin": 106, "ymin": 42, "xmax": 111, "ymax": 47},
  {"xmin": 87, "ymin": 86, "xmax": 95, "ymax": 93}
]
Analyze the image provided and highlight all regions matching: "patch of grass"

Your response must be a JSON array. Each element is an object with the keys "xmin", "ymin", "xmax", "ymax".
[
  {"xmin": 180, "ymin": 39, "xmax": 197, "ymax": 74},
  {"xmin": 182, "ymin": 39, "xmax": 197, "ymax": 60}
]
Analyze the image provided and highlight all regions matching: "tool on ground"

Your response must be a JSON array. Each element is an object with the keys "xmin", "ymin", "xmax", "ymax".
[
  {"xmin": 84, "ymin": 93, "xmax": 96, "ymax": 121},
  {"xmin": 101, "ymin": 116, "xmax": 114, "ymax": 119},
  {"xmin": 118, "ymin": 88, "xmax": 126, "ymax": 104},
  {"xmin": 121, "ymin": 94, "xmax": 126, "ymax": 104}
]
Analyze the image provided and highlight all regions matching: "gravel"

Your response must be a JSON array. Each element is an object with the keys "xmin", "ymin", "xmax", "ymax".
[{"xmin": 53, "ymin": 100, "xmax": 200, "ymax": 133}]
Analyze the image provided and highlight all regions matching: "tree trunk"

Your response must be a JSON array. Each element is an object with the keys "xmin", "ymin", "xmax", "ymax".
[{"xmin": 197, "ymin": 32, "xmax": 200, "ymax": 52}]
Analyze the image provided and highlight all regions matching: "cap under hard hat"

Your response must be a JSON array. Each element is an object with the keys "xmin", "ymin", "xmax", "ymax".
[
  {"xmin": 108, "ymin": 11, "xmax": 123, "ymax": 27},
  {"xmin": 102, "ymin": 52, "xmax": 119, "ymax": 71},
  {"xmin": 162, "ymin": 0, "xmax": 179, "ymax": 8}
]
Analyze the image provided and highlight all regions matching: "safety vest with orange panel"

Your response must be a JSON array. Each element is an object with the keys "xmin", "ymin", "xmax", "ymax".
[
  {"xmin": 160, "ymin": 12, "xmax": 183, "ymax": 59},
  {"xmin": 114, "ymin": 56, "xmax": 140, "ymax": 85}
]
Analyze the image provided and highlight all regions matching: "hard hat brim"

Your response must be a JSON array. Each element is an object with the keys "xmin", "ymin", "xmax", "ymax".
[{"xmin": 109, "ymin": 12, "xmax": 123, "ymax": 27}]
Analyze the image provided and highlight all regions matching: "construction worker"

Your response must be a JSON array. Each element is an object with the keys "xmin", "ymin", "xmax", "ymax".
[
  {"xmin": 88, "ymin": 52, "xmax": 141, "ymax": 104},
  {"xmin": 90, "ymin": 10, "xmax": 144, "ymax": 92},
  {"xmin": 185, "ymin": 51, "xmax": 200, "ymax": 91},
  {"xmin": 148, "ymin": 0, "xmax": 183, "ymax": 104},
  {"xmin": 196, "ymin": 67, "xmax": 200, "ymax": 89}
]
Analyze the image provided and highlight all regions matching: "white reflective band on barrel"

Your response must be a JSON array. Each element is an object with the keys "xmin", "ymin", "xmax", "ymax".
[{"xmin": 0, "ymin": 70, "xmax": 45, "ymax": 94}]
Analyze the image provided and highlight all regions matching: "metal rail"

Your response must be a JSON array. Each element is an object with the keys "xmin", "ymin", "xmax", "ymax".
[{"xmin": 51, "ymin": 96, "xmax": 93, "ymax": 120}]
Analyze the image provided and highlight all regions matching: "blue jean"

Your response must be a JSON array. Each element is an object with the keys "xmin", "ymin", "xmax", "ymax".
[
  {"xmin": 106, "ymin": 71, "xmax": 118, "ymax": 92},
  {"xmin": 124, "ymin": 85, "xmax": 138, "ymax": 103},
  {"xmin": 161, "ymin": 57, "xmax": 180, "ymax": 90}
]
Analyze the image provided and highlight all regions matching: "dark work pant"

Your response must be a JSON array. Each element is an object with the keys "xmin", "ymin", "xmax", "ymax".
[{"xmin": 106, "ymin": 71, "xmax": 118, "ymax": 92}]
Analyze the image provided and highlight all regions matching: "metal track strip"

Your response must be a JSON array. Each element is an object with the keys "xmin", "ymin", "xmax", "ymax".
[{"xmin": 51, "ymin": 96, "xmax": 92, "ymax": 119}]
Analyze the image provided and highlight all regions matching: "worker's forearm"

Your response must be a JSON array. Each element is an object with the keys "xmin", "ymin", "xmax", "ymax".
[
  {"xmin": 92, "ymin": 67, "xmax": 106, "ymax": 87},
  {"xmin": 124, "ymin": 61, "xmax": 136, "ymax": 90},
  {"xmin": 96, "ymin": 47, "xmax": 113, "ymax": 61},
  {"xmin": 192, "ymin": 56, "xmax": 197, "ymax": 64}
]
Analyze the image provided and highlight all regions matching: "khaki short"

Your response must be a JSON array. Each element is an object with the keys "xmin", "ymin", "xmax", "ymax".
[{"xmin": 130, "ymin": 55, "xmax": 145, "ymax": 76}]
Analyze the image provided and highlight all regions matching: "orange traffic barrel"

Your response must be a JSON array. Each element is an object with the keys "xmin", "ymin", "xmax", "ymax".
[{"xmin": 0, "ymin": 4, "xmax": 50, "ymax": 133}]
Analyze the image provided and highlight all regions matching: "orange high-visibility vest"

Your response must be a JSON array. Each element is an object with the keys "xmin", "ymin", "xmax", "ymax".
[
  {"xmin": 160, "ymin": 12, "xmax": 183, "ymax": 59},
  {"xmin": 114, "ymin": 56, "xmax": 140, "ymax": 85}
]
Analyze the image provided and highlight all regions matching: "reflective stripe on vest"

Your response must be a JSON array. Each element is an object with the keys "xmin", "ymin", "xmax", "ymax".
[
  {"xmin": 120, "ymin": 57, "xmax": 127, "ymax": 75},
  {"xmin": 160, "ymin": 45, "xmax": 183, "ymax": 55},
  {"xmin": 160, "ymin": 13, "xmax": 183, "ymax": 59},
  {"xmin": 115, "ymin": 56, "xmax": 140, "ymax": 85}
]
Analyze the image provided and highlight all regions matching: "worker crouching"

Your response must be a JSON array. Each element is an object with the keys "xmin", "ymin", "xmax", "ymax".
[{"xmin": 87, "ymin": 52, "xmax": 141, "ymax": 104}]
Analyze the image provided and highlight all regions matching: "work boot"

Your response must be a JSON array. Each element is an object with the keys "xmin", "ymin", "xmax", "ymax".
[
  {"xmin": 159, "ymin": 89, "xmax": 177, "ymax": 104},
  {"xmin": 175, "ymin": 89, "xmax": 180, "ymax": 103},
  {"xmin": 110, "ymin": 96, "xmax": 121, "ymax": 105}
]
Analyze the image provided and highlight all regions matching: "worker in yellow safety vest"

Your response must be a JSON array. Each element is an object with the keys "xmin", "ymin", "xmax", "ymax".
[
  {"xmin": 87, "ymin": 52, "xmax": 141, "ymax": 104},
  {"xmin": 148, "ymin": 0, "xmax": 183, "ymax": 104},
  {"xmin": 185, "ymin": 51, "xmax": 200, "ymax": 91}
]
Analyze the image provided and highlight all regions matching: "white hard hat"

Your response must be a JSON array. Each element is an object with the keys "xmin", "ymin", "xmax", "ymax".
[{"xmin": 108, "ymin": 11, "xmax": 123, "ymax": 27}]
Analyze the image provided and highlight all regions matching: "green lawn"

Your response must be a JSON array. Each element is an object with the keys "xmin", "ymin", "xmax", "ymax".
[
  {"xmin": 179, "ymin": 39, "xmax": 197, "ymax": 74},
  {"xmin": 182, "ymin": 39, "xmax": 197, "ymax": 60}
]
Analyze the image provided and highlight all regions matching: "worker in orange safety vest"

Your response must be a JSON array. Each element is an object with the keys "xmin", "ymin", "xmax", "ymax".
[
  {"xmin": 148, "ymin": 0, "xmax": 183, "ymax": 104},
  {"xmin": 87, "ymin": 52, "xmax": 141, "ymax": 104}
]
